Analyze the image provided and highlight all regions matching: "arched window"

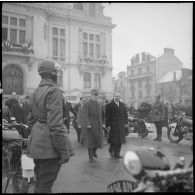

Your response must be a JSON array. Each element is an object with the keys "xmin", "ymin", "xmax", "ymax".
[
  {"xmin": 3, "ymin": 64, "xmax": 23, "ymax": 95},
  {"xmin": 83, "ymin": 72, "xmax": 91, "ymax": 88},
  {"xmin": 94, "ymin": 73, "xmax": 101, "ymax": 89}
]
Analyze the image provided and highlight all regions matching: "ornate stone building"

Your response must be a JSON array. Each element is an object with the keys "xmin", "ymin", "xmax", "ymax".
[
  {"xmin": 156, "ymin": 68, "xmax": 192, "ymax": 106},
  {"xmin": 2, "ymin": 3, "xmax": 115, "ymax": 102},
  {"xmin": 156, "ymin": 48, "xmax": 183, "ymax": 83},
  {"xmin": 127, "ymin": 52, "xmax": 156, "ymax": 106},
  {"xmin": 113, "ymin": 71, "xmax": 127, "ymax": 103}
]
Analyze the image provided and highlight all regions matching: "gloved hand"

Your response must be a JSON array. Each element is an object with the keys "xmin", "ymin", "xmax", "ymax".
[{"xmin": 59, "ymin": 150, "xmax": 70, "ymax": 164}]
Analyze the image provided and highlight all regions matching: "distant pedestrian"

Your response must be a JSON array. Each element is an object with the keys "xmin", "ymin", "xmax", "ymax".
[
  {"xmin": 82, "ymin": 89, "xmax": 105, "ymax": 162},
  {"xmin": 2, "ymin": 98, "xmax": 11, "ymax": 122},
  {"xmin": 149, "ymin": 95, "xmax": 166, "ymax": 142},
  {"xmin": 73, "ymin": 97, "xmax": 84, "ymax": 143},
  {"xmin": 5, "ymin": 91, "xmax": 19, "ymax": 112},
  {"xmin": 76, "ymin": 97, "xmax": 88, "ymax": 144},
  {"xmin": 62, "ymin": 94, "xmax": 76, "ymax": 134},
  {"xmin": 105, "ymin": 92, "xmax": 128, "ymax": 159}
]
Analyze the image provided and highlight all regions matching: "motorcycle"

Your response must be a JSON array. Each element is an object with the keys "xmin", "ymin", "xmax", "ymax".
[
  {"xmin": 126, "ymin": 114, "xmax": 153, "ymax": 138},
  {"xmin": 167, "ymin": 113, "xmax": 193, "ymax": 143},
  {"xmin": 2, "ymin": 118, "xmax": 35, "ymax": 193},
  {"xmin": 107, "ymin": 147, "xmax": 193, "ymax": 192}
]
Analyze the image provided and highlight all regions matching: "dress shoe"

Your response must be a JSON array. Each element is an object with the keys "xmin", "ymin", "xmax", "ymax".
[
  {"xmin": 114, "ymin": 155, "xmax": 123, "ymax": 159},
  {"xmin": 109, "ymin": 152, "xmax": 114, "ymax": 158},
  {"xmin": 89, "ymin": 158, "xmax": 95, "ymax": 163},
  {"xmin": 153, "ymin": 137, "xmax": 159, "ymax": 141},
  {"xmin": 157, "ymin": 137, "xmax": 162, "ymax": 142},
  {"xmin": 93, "ymin": 151, "xmax": 98, "ymax": 158}
]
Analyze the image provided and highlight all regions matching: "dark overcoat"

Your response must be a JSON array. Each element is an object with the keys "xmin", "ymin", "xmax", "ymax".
[
  {"xmin": 105, "ymin": 101, "xmax": 128, "ymax": 144},
  {"xmin": 82, "ymin": 99, "xmax": 105, "ymax": 148}
]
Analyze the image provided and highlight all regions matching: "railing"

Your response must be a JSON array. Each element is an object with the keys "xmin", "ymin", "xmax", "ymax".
[
  {"xmin": 80, "ymin": 56, "xmax": 108, "ymax": 65},
  {"xmin": 2, "ymin": 41, "xmax": 34, "ymax": 55}
]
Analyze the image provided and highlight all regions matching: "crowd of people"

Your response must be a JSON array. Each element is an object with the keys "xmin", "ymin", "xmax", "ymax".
[{"xmin": 1, "ymin": 58, "xmax": 192, "ymax": 193}]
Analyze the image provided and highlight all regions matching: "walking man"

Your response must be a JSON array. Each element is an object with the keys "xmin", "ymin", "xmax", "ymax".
[
  {"xmin": 105, "ymin": 92, "xmax": 128, "ymax": 159},
  {"xmin": 28, "ymin": 59, "xmax": 73, "ymax": 193},
  {"xmin": 82, "ymin": 89, "xmax": 105, "ymax": 162}
]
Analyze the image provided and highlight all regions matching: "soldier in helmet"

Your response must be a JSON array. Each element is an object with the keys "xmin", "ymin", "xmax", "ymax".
[{"xmin": 27, "ymin": 59, "xmax": 74, "ymax": 193}]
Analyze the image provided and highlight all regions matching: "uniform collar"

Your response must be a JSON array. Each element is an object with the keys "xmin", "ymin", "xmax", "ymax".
[{"xmin": 39, "ymin": 79, "xmax": 56, "ymax": 87}]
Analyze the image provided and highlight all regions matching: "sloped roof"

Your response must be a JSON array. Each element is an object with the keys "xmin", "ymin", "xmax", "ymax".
[{"xmin": 159, "ymin": 69, "xmax": 182, "ymax": 83}]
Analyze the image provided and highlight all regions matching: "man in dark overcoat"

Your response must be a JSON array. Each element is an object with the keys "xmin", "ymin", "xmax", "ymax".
[
  {"xmin": 105, "ymin": 92, "xmax": 128, "ymax": 159},
  {"xmin": 82, "ymin": 89, "xmax": 105, "ymax": 162}
]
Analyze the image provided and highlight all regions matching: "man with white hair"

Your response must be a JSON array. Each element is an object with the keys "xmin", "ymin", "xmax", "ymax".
[{"xmin": 105, "ymin": 92, "xmax": 128, "ymax": 159}]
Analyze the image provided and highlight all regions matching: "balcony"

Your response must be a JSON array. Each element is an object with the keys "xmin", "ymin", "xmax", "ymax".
[
  {"xmin": 2, "ymin": 41, "xmax": 34, "ymax": 56},
  {"xmin": 79, "ymin": 56, "xmax": 108, "ymax": 65}
]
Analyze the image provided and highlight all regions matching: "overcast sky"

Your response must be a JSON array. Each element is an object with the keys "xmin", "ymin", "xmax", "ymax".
[{"xmin": 103, "ymin": 3, "xmax": 192, "ymax": 77}]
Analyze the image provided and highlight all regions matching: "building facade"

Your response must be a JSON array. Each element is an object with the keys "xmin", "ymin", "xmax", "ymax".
[
  {"xmin": 127, "ymin": 52, "xmax": 156, "ymax": 107},
  {"xmin": 156, "ymin": 68, "xmax": 192, "ymax": 106},
  {"xmin": 2, "ymin": 3, "xmax": 115, "ymax": 102},
  {"xmin": 156, "ymin": 48, "xmax": 183, "ymax": 83},
  {"xmin": 113, "ymin": 71, "xmax": 127, "ymax": 103}
]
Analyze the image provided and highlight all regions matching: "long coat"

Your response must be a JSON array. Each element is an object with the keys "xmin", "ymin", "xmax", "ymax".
[
  {"xmin": 28, "ymin": 79, "xmax": 70, "ymax": 159},
  {"xmin": 82, "ymin": 99, "xmax": 105, "ymax": 148},
  {"xmin": 105, "ymin": 101, "xmax": 128, "ymax": 144},
  {"xmin": 76, "ymin": 105, "xmax": 86, "ymax": 141}
]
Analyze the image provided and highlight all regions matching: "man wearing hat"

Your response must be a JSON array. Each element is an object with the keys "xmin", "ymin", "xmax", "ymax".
[
  {"xmin": 27, "ymin": 59, "xmax": 73, "ymax": 193},
  {"xmin": 82, "ymin": 88, "xmax": 105, "ymax": 162}
]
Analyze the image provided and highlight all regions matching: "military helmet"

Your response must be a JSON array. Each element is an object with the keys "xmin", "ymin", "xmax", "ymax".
[{"xmin": 38, "ymin": 59, "xmax": 61, "ymax": 75}]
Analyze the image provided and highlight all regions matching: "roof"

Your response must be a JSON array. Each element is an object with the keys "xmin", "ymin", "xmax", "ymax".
[{"xmin": 159, "ymin": 69, "xmax": 182, "ymax": 83}]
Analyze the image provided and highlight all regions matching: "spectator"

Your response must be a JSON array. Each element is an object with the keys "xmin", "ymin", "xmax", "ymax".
[
  {"xmin": 76, "ymin": 97, "xmax": 88, "ymax": 144},
  {"xmin": 73, "ymin": 96, "xmax": 84, "ymax": 143},
  {"xmin": 149, "ymin": 95, "xmax": 166, "ymax": 142},
  {"xmin": 2, "ymin": 98, "xmax": 11, "ymax": 122},
  {"xmin": 5, "ymin": 91, "xmax": 19, "ymax": 112},
  {"xmin": 62, "ymin": 93, "xmax": 77, "ymax": 134}
]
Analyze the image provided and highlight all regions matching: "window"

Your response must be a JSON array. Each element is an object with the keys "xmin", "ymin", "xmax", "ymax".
[
  {"xmin": 139, "ymin": 91, "xmax": 142, "ymax": 98},
  {"xmin": 138, "ymin": 79, "xmax": 142, "ymax": 88},
  {"xmin": 52, "ymin": 27, "xmax": 66, "ymax": 62},
  {"xmin": 83, "ymin": 72, "xmax": 91, "ymax": 88},
  {"xmin": 138, "ymin": 68, "xmax": 142, "ymax": 74},
  {"xmin": 82, "ymin": 32, "xmax": 100, "ymax": 59},
  {"xmin": 2, "ymin": 15, "xmax": 26, "ymax": 44},
  {"xmin": 94, "ymin": 73, "xmax": 101, "ymax": 89},
  {"xmin": 73, "ymin": 3, "xmax": 84, "ymax": 10},
  {"xmin": 131, "ymin": 70, "xmax": 134, "ymax": 75},
  {"xmin": 146, "ymin": 66, "xmax": 150, "ymax": 73},
  {"xmin": 89, "ymin": 3, "xmax": 96, "ymax": 17}
]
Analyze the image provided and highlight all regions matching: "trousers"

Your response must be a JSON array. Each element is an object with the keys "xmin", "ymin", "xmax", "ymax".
[
  {"xmin": 33, "ymin": 157, "xmax": 61, "ymax": 193},
  {"xmin": 154, "ymin": 121, "xmax": 162, "ymax": 138},
  {"xmin": 109, "ymin": 143, "xmax": 121, "ymax": 157}
]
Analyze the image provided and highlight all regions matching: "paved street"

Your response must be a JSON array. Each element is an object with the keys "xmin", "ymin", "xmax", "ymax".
[
  {"xmin": 52, "ymin": 124, "xmax": 192, "ymax": 193},
  {"xmin": 2, "ymin": 124, "xmax": 193, "ymax": 193}
]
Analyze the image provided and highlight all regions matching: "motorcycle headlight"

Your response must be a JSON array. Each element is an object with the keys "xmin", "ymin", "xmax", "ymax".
[{"xmin": 123, "ymin": 151, "xmax": 142, "ymax": 176}]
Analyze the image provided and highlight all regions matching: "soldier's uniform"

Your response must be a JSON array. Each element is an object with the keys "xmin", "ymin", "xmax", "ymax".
[{"xmin": 28, "ymin": 59, "xmax": 73, "ymax": 193}]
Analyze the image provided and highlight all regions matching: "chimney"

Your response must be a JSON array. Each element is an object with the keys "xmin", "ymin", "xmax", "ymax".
[
  {"xmin": 142, "ymin": 52, "xmax": 146, "ymax": 62},
  {"xmin": 131, "ymin": 58, "xmax": 134, "ymax": 66},
  {"xmin": 164, "ymin": 48, "xmax": 174, "ymax": 55},
  {"xmin": 136, "ymin": 54, "xmax": 139, "ymax": 64}
]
